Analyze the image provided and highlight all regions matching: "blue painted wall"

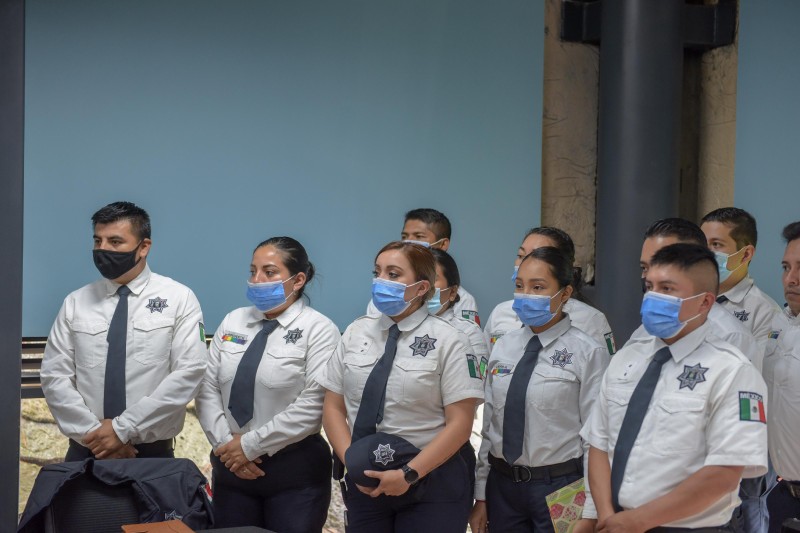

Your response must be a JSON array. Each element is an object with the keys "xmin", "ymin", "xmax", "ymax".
[
  {"xmin": 24, "ymin": 1, "xmax": 544, "ymax": 335},
  {"xmin": 735, "ymin": 0, "xmax": 800, "ymax": 306}
]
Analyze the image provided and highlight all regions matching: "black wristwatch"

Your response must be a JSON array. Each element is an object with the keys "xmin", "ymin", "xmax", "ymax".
[{"xmin": 401, "ymin": 464, "xmax": 419, "ymax": 485}]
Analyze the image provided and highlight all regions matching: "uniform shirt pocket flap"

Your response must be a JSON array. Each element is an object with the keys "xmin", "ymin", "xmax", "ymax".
[
  {"xmin": 71, "ymin": 320, "xmax": 108, "ymax": 335},
  {"xmin": 607, "ymin": 387, "xmax": 632, "ymax": 407},
  {"xmin": 533, "ymin": 365, "xmax": 578, "ymax": 382},
  {"xmin": 395, "ymin": 358, "xmax": 438, "ymax": 373},
  {"xmin": 133, "ymin": 317, "xmax": 174, "ymax": 332},
  {"xmin": 267, "ymin": 345, "xmax": 306, "ymax": 359},
  {"xmin": 344, "ymin": 354, "xmax": 379, "ymax": 367},
  {"xmin": 657, "ymin": 395, "xmax": 705, "ymax": 414}
]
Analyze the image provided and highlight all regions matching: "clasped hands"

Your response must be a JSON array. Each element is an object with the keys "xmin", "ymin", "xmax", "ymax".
[{"xmin": 216, "ymin": 434, "xmax": 265, "ymax": 480}]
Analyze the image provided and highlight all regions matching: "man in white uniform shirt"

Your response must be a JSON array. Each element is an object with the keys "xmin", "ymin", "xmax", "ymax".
[
  {"xmin": 764, "ymin": 221, "xmax": 800, "ymax": 531},
  {"xmin": 582, "ymin": 243, "xmax": 768, "ymax": 532},
  {"xmin": 41, "ymin": 201, "xmax": 207, "ymax": 460}
]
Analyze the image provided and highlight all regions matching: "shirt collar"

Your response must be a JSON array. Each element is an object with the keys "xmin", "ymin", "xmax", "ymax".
[
  {"xmin": 518, "ymin": 314, "xmax": 573, "ymax": 348},
  {"xmin": 719, "ymin": 275, "xmax": 753, "ymax": 305},
  {"xmin": 653, "ymin": 321, "xmax": 710, "ymax": 363},
  {"xmin": 378, "ymin": 304, "xmax": 430, "ymax": 332},
  {"xmin": 784, "ymin": 304, "xmax": 800, "ymax": 325},
  {"xmin": 247, "ymin": 298, "xmax": 305, "ymax": 328},
  {"xmin": 103, "ymin": 263, "xmax": 151, "ymax": 297}
]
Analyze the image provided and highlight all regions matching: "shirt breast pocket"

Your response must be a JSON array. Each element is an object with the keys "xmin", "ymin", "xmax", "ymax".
[
  {"xmin": 531, "ymin": 365, "xmax": 579, "ymax": 410},
  {"xmin": 396, "ymin": 358, "xmax": 439, "ymax": 404},
  {"xmin": 71, "ymin": 320, "xmax": 109, "ymax": 368},
  {"xmin": 259, "ymin": 345, "xmax": 306, "ymax": 389},
  {"xmin": 606, "ymin": 386, "xmax": 633, "ymax": 450},
  {"xmin": 132, "ymin": 317, "xmax": 174, "ymax": 366},
  {"xmin": 343, "ymin": 354, "xmax": 378, "ymax": 401},
  {"xmin": 652, "ymin": 394, "xmax": 706, "ymax": 455},
  {"xmin": 218, "ymin": 346, "xmax": 246, "ymax": 385}
]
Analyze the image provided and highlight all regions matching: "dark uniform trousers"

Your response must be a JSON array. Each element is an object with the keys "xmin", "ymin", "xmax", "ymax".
[
  {"xmin": 65, "ymin": 438, "xmax": 175, "ymax": 461},
  {"xmin": 767, "ymin": 480, "xmax": 800, "ymax": 533},
  {"xmin": 211, "ymin": 433, "xmax": 331, "ymax": 533},
  {"xmin": 343, "ymin": 444, "xmax": 473, "ymax": 533},
  {"xmin": 648, "ymin": 527, "xmax": 733, "ymax": 532},
  {"xmin": 485, "ymin": 457, "xmax": 582, "ymax": 533}
]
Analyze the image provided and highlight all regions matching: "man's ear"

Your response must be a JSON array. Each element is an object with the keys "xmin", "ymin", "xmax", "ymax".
[{"xmin": 139, "ymin": 238, "xmax": 152, "ymax": 259}]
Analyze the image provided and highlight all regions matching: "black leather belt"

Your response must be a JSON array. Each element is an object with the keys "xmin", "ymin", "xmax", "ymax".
[
  {"xmin": 786, "ymin": 480, "xmax": 800, "ymax": 500},
  {"xmin": 488, "ymin": 454, "xmax": 582, "ymax": 483},
  {"xmin": 68, "ymin": 437, "xmax": 174, "ymax": 457}
]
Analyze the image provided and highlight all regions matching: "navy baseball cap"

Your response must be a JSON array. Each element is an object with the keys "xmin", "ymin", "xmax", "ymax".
[{"xmin": 345, "ymin": 432, "xmax": 420, "ymax": 487}]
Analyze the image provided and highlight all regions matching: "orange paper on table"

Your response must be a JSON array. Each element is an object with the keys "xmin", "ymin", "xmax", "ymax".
[
  {"xmin": 546, "ymin": 477, "xmax": 586, "ymax": 533},
  {"xmin": 121, "ymin": 519, "xmax": 195, "ymax": 533}
]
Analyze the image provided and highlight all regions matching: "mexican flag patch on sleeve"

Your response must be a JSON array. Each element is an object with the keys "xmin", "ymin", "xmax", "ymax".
[{"xmin": 739, "ymin": 391, "xmax": 766, "ymax": 423}]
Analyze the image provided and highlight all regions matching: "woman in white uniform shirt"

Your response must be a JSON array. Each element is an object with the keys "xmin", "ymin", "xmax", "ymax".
[
  {"xmin": 429, "ymin": 248, "xmax": 491, "ymax": 491},
  {"xmin": 196, "ymin": 237, "xmax": 340, "ymax": 532},
  {"xmin": 483, "ymin": 227, "xmax": 615, "ymax": 355},
  {"xmin": 470, "ymin": 246, "xmax": 609, "ymax": 533},
  {"xmin": 319, "ymin": 241, "xmax": 484, "ymax": 532}
]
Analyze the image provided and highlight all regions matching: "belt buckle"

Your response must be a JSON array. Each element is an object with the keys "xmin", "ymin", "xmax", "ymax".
[{"xmin": 512, "ymin": 465, "xmax": 532, "ymax": 483}]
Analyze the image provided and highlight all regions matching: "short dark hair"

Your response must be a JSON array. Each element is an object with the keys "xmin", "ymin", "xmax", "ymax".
[
  {"xmin": 520, "ymin": 246, "xmax": 574, "ymax": 289},
  {"xmin": 91, "ymin": 201, "xmax": 151, "ymax": 240},
  {"xmin": 701, "ymin": 207, "xmax": 758, "ymax": 248},
  {"xmin": 404, "ymin": 208, "xmax": 452, "ymax": 240},
  {"xmin": 783, "ymin": 221, "xmax": 800, "ymax": 243},
  {"xmin": 254, "ymin": 236, "xmax": 316, "ymax": 299},
  {"xmin": 649, "ymin": 242, "xmax": 719, "ymax": 293},
  {"xmin": 643, "ymin": 218, "xmax": 706, "ymax": 246}
]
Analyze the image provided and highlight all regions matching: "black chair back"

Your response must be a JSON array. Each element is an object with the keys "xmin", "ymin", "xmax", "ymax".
[{"xmin": 43, "ymin": 474, "xmax": 140, "ymax": 533}]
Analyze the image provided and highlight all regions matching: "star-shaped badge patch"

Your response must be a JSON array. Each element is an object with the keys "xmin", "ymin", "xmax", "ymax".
[
  {"xmin": 550, "ymin": 348, "xmax": 574, "ymax": 368},
  {"xmin": 409, "ymin": 334, "xmax": 437, "ymax": 357},
  {"xmin": 734, "ymin": 310, "xmax": 750, "ymax": 322},
  {"xmin": 373, "ymin": 443, "xmax": 395, "ymax": 466},
  {"xmin": 677, "ymin": 363, "xmax": 709, "ymax": 390},
  {"xmin": 283, "ymin": 328, "xmax": 303, "ymax": 344},
  {"xmin": 146, "ymin": 297, "xmax": 169, "ymax": 313}
]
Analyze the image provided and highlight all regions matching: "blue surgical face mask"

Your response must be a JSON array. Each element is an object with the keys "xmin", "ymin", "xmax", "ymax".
[
  {"xmin": 713, "ymin": 248, "xmax": 746, "ymax": 283},
  {"xmin": 511, "ymin": 265, "xmax": 519, "ymax": 282},
  {"xmin": 427, "ymin": 288, "xmax": 444, "ymax": 315},
  {"xmin": 372, "ymin": 278, "xmax": 423, "ymax": 317},
  {"xmin": 247, "ymin": 275, "xmax": 296, "ymax": 312},
  {"xmin": 640, "ymin": 291, "xmax": 704, "ymax": 339},
  {"xmin": 402, "ymin": 238, "xmax": 445, "ymax": 249},
  {"xmin": 512, "ymin": 289, "xmax": 564, "ymax": 327},
  {"xmin": 427, "ymin": 286, "xmax": 454, "ymax": 316}
]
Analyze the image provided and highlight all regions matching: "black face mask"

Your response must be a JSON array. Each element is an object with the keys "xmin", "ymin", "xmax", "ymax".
[{"xmin": 93, "ymin": 244, "xmax": 142, "ymax": 280}]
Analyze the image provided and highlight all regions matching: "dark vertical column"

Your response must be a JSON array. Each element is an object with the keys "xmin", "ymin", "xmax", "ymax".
[
  {"xmin": 594, "ymin": 0, "xmax": 684, "ymax": 342},
  {"xmin": 0, "ymin": 0, "xmax": 24, "ymax": 527}
]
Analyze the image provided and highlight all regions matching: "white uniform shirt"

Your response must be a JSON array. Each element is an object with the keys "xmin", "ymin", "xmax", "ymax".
[
  {"xmin": 763, "ymin": 305, "xmax": 800, "ymax": 481},
  {"xmin": 628, "ymin": 303, "xmax": 763, "ymax": 372},
  {"xmin": 41, "ymin": 265, "xmax": 207, "ymax": 446},
  {"xmin": 318, "ymin": 305, "xmax": 485, "ymax": 449},
  {"xmin": 475, "ymin": 315, "xmax": 609, "ymax": 500},
  {"xmin": 718, "ymin": 276, "xmax": 781, "ymax": 371},
  {"xmin": 483, "ymin": 298, "xmax": 615, "ymax": 355},
  {"xmin": 366, "ymin": 285, "xmax": 480, "ymax": 324},
  {"xmin": 581, "ymin": 322, "xmax": 768, "ymax": 528},
  {"xmin": 440, "ymin": 307, "xmax": 490, "ymax": 364},
  {"xmin": 195, "ymin": 299, "xmax": 340, "ymax": 461}
]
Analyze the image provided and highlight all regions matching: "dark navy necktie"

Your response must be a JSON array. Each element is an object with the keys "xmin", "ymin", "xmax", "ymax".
[
  {"xmin": 716, "ymin": 294, "xmax": 729, "ymax": 304},
  {"xmin": 228, "ymin": 319, "xmax": 280, "ymax": 427},
  {"xmin": 502, "ymin": 335, "xmax": 543, "ymax": 464},
  {"xmin": 352, "ymin": 324, "xmax": 401, "ymax": 442},
  {"xmin": 610, "ymin": 346, "xmax": 672, "ymax": 511},
  {"xmin": 104, "ymin": 285, "xmax": 132, "ymax": 419}
]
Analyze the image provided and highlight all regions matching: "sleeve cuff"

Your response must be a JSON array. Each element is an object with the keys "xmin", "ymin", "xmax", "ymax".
[
  {"xmin": 112, "ymin": 418, "xmax": 134, "ymax": 445},
  {"xmin": 705, "ymin": 453, "xmax": 767, "ymax": 478},
  {"xmin": 316, "ymin": 376, "xmax": 343, "ymax": 395},
  {"xmin": 475, "ymin": 482, "xmax": 487, "ymax": 501},
  {"xmin": 442, "ymin": 390, "xmax": 484, "ymax": 407},
  {"xmin": 240, "ymin": 432, "xmax": 263, "ymax": 462}
]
